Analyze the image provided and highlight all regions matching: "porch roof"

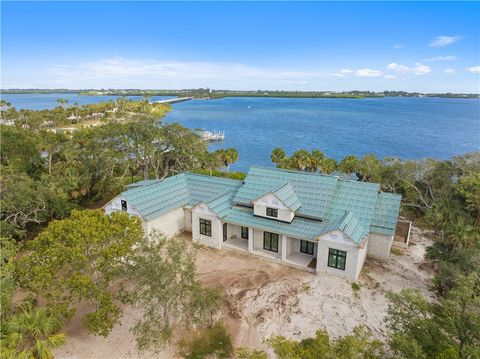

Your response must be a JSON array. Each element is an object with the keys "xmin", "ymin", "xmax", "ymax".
[{"xmin": 222, "ymin": 207, "xmax": 367, "ymax": 244}]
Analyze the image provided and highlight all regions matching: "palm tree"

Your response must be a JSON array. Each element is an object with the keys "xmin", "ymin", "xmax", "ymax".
[
  {"xmin": 290, "ymin": 149, "xmax": 311, "ymax": 171},
  {"xmin": 2, "ymin": 301, "xmax": 66, "ymax": 359},
  {"xmin": 339, "ymin": 155, "xmax": 359, "ymax": 179},
  {"xmin": 271, "ymin": 147, "xmax": 286, "ymax": 167},
  {"xmin": 308, "ymin": 149, "xmax": 325, "ymax": 172},
  {"xmin": 56, "ymin": 98, "xmax": 69, "ymax": 110},
  {"xmin": 223, "ymin": 148, "xmax": 239, "ymax": 172},
  {"xmin": 320, "ymin": 158, "xmax": 337, "ymax": 174},
  {"xmin": 69, "ymin": 101, "xmax": 80, "ymax": 124},
  {"xmin": 446, "ymin": 216, "xmax": 476, "ymax": 253}
]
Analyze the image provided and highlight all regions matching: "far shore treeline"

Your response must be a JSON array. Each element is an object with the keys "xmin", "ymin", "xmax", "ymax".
[
  {"xmin": 1, "ymin": 99, "xmax": 479, "ymax": 358},
  {"xmin": 2, "ymin": 88, "xmax": 479, "ymax": 99}
]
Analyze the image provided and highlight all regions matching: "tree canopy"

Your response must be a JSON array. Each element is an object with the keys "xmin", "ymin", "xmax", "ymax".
[{"xmin": 16, "ymin": 209, "xmax": 144, "ymax": 336}]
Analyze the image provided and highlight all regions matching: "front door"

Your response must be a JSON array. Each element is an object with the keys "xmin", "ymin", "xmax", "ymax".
[{"xmin": 223, "ymin": 223, "xmax": 227, "ymax": 242}]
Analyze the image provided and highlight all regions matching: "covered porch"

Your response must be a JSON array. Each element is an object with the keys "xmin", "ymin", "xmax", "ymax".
[{"xmin": 222, "ymin": 222, "xmax": 317, "ymax": 272}]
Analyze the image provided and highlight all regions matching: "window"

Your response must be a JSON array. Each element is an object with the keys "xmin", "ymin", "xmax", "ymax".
[
  {"xmin": 121, "ymin": 200, "xmax": 127, "ymax": 211},
  {"xmin": 266, "ymin": 207, "xmax": 278, "ymax": 218},
  {"xmin": 328, "ymin": 249, "xmax": 347, "ymax": 270},
  {"xmin": 263, "ymin": 232, "xmax": 279, "ymax": 252},
  {"xmin": 199, "ymin": 219, "xmax": 212, "ymax": 237},
  {"xmin": 300, "ymin": 240, "xmax": 314, "ymax": 255},
  {"xmin": 241, "ymin": 226, "xmax": 249, "ymax": 239}
]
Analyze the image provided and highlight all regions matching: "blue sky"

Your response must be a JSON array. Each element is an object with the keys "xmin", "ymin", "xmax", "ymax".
[{"xmin": 2, "ymin": 1, "xmax": 479, "ymax": 92}]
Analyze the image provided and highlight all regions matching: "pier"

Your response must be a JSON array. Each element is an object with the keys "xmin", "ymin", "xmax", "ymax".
[
  {"xmin": 151, "ymin": 97, "xmax": 193, "ymax": 104},
  {"xmin": 200, "ymin": 130, "xmax": 225, "ymax": 142}
]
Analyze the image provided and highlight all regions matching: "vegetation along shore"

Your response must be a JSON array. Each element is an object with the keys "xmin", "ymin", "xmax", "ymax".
[{"xmin": 2, "ymin": 88, "xmax": 479, "ymax": 99}]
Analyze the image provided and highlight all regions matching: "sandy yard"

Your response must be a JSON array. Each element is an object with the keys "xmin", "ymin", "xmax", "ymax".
[{"xmin": 54, "ymin": 225, "xmax": 435, "ymax": 359}]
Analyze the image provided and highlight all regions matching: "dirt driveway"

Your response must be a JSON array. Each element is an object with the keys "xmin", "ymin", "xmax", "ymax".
[{"xmin": 55, "ymin": 226, "xmax": 435, "ymax": 358}]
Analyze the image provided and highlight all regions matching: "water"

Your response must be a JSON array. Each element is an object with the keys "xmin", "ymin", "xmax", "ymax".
[
  {"xmin": 0, "ymin": 93, "xmax": 175, "ymax": 110},
  {"xmin": 164, "ymin": 97, "xmax": 480, "ymax": 171},
  {"xmin": 2, "ymin": 94, "xmax": 479, "ymax": 172}
]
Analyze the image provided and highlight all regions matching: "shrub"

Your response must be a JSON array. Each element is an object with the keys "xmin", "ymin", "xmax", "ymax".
[{"xmin": 179, "ymin": 322, "xmax": 233, "ymax": 359}]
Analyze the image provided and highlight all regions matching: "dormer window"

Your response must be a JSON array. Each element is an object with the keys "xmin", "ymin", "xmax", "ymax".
[
  {"xmin": 121, "ymin": 200, "xmax": 127, "ymax": 211},
  {"xmin": 266, "ymin": 207, "xmax": 278, "ymax": 218}
]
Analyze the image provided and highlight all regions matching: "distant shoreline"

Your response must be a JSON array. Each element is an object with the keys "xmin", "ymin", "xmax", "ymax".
[{"xmin": 1, "ymin": 89, "xmax": 479, "ymax": 99}]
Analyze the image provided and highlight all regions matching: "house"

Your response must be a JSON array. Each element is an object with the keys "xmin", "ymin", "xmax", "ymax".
[{"xmin": 104, "ymin": 167, "xmax": 403, "ymax": 282}]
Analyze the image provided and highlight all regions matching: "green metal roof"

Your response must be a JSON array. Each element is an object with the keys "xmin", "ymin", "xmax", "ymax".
[
  {"xmin": 120, "ymin": 167, "xmax": 401, "ymax": 239},
  {"xmin": 223, "ymin": 207, "xmax": 328, "ymax": 241},
  {"xmin": 335, "ymin": 211, "xmax": 368, "ymax": 244},
  {"xmin": 324, "ymin": 180, "xmax": 380, "ymax": 231},
  {"xmin": 122, "ymin": 173, "xmax": 242, "ymax": 221},
  {"xmin": 370, "ymin": 192, "xmax": 402, "ymax": 236},
  {"xmin": 125, "ymin": 179, "xmax": 162, "ymax": 190},
  {"xmin": 234, "ymin": 167, "xmax": 339, "ymax": 218},
  {"xmin": 271, "ymin": 183, "xmax": 302, "ymax": 211},
  {"xmin": 203, "ymin": 190, "xmax": 237, "ymax": 218}
]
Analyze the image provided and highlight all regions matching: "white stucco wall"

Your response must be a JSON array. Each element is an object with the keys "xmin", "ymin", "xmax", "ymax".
[
  {"xmin": 103, "ymin": 195, "xmax": 147, "ymax": 232},
  {"xmin": 227, "ymin": 223, "xmax": 246, "ymax": 239},
  {"xmin": 104, "ymin": 195, "xmax": 143, "ymax": 218},
  {"xmin": 355, "ymin": 241, "xmax": 368, "ymax": 280},
  {"xmin": 184, "ymin": 208, "xmax": 192, "ymax": 232},
  {"xmin": 253, "ymin": 193, "xmax": 295, "ymax": 222},
  {"xmin": 316, "ymin": 230, "xmax": 362, "ymax": 282},
  {"xmin": 145, "ymin": 207, "xmax": 185, "ymax": 238},
  {"xmin": 367, "ymin": 233, "xmax": 394, "ymax": 261},
  {"xmin": 192, "ymin": 205, "xmax": 222, "ymax": 249}
]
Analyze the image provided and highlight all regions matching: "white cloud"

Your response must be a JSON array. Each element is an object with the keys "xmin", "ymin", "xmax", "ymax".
[
  {"xmin": 443, "ymin": 68, "xmax": 456, "ymax": 75},
  {"xmin": 429, "ymin": 35, "xmax": 462, "ymax": 47},
  {"xmin": 424, "ymin": 55, "xmax": 457, "ymax": 62},
  {"xmin": 332, "ymin": 69, "xmax": 353, "ymax": 77},
  {"xmin": 43, "ymin": 56, "xmax": 333, "ymax": 89},
  {"xmin": 387, "ymin": 62, "xmax": 431, "ymax": 75},
  {"xmin": 355, "ymin": 69, "xmax": 383, "ymax": 78},
  {"xmin": 466, "ymin": 66, "xmax": 480, "ymax": 74},
  {"xmin": 383, "ymin": 74, "xmax": 396, "ymax": 80},
  {"xmin": 393, "ymin": 44, "xmax": 405, "ymax": 49}
]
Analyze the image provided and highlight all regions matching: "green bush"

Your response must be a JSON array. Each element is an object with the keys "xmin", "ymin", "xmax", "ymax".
[
  {"xmin": 235, "ymin": 347, "xmax": 268, "ymax": 359},
  {"xmin": 193, "ymin": 169, "xmax": 246, "ymax": 180},
  {"xmin": 180, "ymin": 322, "xmax": 233, "ymax": 359}
]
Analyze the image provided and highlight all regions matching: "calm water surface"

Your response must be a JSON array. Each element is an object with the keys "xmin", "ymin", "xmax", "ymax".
[
  {"xmin": 1, "ymin": 93, "xmax": 174, "ymax": 110},
  {"xmin": 165, "ymin": 97, "xmax": 480, "ymax": 171},
  {"xmin": 3, "ymin": 94, "xmax": 479, "ymax": 172}
]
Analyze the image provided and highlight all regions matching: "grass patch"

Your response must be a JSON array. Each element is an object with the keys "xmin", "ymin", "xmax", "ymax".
[
  {"xmin": 179, "ymin": 322, "xmax": 233, "ymax": 359},
  {"xmin": 391, "ymin": 247, "xmax": 404, "ymax": 256},
  {"xmin": 236, "ymin": 347, "xmax": 268, "ymax": 359},
  {"xmin": 301, "ymin": 282, "xmax": 311, "ymax": 294},
  {"xmin": 351, "ymin": 282, "xmax": 361, "ymax": 298}
]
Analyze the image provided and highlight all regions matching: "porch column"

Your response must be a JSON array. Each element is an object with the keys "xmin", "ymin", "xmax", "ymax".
[
  {"xmin": 281, "ymin": 234, "xmax": 287, "ymax": 261},
  {"xmin": 248, "ymin": 227, "xmax": 254, "ymax": 252},
  {"xmin": 217, "ymin": 220, "xmax": 223, "ymax": 249}
]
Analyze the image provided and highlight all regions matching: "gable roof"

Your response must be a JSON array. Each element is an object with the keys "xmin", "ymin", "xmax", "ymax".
[
  {"xmin": 197, "ymin": 190, "xmax": 237, "ymax": 218},
  {"xmin": 272, "ymin": 183, "xmax": 302, "ymax": 211},
  {"xmin": 234, "ymin": 167, "xmax": 339, "ymax": 219}
]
